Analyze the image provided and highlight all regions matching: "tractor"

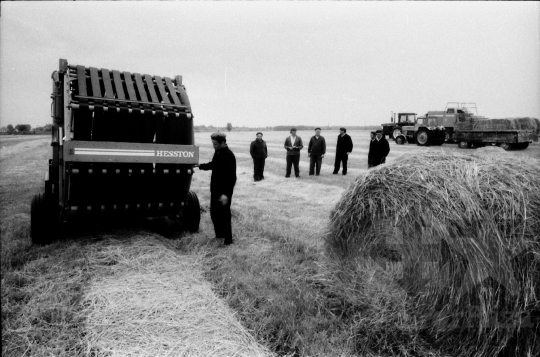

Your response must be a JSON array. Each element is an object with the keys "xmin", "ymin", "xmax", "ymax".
[{"xmin": 394, "ymin": 116, "xmax": 446, "ymax": 146}]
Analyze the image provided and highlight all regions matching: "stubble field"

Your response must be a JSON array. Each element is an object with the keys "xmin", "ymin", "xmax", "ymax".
[{"xmin": 1, "ymin": 131, "xmax": 539, "ymax": 356}]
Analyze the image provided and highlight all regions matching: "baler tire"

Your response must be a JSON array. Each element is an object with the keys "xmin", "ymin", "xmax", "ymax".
[
  {"xmin": 396, "ymin": 136, "xmax": 405, "ymax": 145},
  {"xmin": 31, "ymin": 193, "xmax": 54, "ymax": 245},
  {"xmin": 501, "ymin": 143, "xmax": 513, "ymax": 151},
  {"xmin": 185, "ymin": 191, "xmax": 200, "ymax": 233},
  {"xmin": 515, "ymin": 142, "xmax": 529, "ymax": 150}
]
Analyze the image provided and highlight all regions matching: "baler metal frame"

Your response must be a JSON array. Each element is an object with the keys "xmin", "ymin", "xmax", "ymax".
[{"xmin": 31, "ymin": 59, "xmax": 201, "ymax": 244}]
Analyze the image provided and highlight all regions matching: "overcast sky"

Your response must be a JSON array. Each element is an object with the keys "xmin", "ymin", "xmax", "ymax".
[{"xmin": 1, "ymin": 1, "xmax": 538, "ymax": 129}]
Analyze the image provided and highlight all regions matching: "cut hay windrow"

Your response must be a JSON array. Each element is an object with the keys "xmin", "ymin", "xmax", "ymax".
[
  {"xmin": 326, "ymin": 151, "xmax": 540, "ymax": 357},
  {"xmin": 82, "ymin": 235, "xmax": 273, "ymax": 357}
]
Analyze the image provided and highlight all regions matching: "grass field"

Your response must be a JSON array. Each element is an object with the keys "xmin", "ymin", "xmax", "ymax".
[{"xmin": 1, "ymin": 131, "xmax": 539, "ymax": 356}]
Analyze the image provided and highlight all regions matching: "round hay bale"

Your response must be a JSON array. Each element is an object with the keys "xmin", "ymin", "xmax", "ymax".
[{"xmin": 326, "ymin": 151, "xmax": 540, "ymax": 356}]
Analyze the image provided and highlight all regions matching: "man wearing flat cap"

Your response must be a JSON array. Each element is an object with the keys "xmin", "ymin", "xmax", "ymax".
[
  {"xmin": 368, "ymin": 129, "xmax": 390, "ymax": 168},
  {"xmin": 250, "ymin": 132, "xmax": 267, "ymax": 181},
  {"xmin": 284, "ymin": 128, "xmax": 303, "ymax": 178},
  {"xmin": 308, "ymin": 127, "xmax": 326, "ymax": 176},
  {"xmin": 197, "ymin": 132, "xmax": 237, "ymax": 246},
  {"xmin": 333, "ymin": 127, "xmax": 353, "ymax": 175}
]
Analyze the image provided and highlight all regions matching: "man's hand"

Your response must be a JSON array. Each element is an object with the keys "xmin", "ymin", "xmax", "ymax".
[
  {"xmin": 308, "ymin": 153, "xmax": 311, "ymax": 157},
  {"xmin": 321, "ymin": 154, "xmax": 324, "ymax": 158},
  {"xmin": 219, "ymin": 195, "xmax": 229, "ymax": 206},
  {"xmin": 346, "ymin": 152, "xmax": 351, "ymax": 155},
  {"xmin": 194, "ymin": 164, "xmax": 200, "ymax": 168}
]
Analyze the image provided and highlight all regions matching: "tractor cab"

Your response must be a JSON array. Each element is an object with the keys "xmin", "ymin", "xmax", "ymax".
[
  {"xmin": 394, "ymin": 113, "xmax": 417, "ymax": 124},
  {"xmin": 382, "ymin": 112, "xmax": 417, "ymax": 140}
]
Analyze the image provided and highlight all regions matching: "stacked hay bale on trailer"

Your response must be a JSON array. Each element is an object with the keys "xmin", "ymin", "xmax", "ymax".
[
  {"xmin": 31, "ymin": 59, "xmax": 201, "ymax": 244},
  {"xmin": 454, "ymin": 116, "xmax": 539, "ymax": 150}
]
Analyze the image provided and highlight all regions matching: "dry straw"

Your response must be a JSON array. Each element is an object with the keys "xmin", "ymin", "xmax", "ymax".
[
  {"xmin": 326, "ymin": 151, "xmax": 540, "ymax": 357},
  {"xmin": 82, "ymin": 235, "xmax": 273, "ymax": 357}
]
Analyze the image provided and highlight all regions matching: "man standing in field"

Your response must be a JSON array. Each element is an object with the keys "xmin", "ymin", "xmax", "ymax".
[
  {"xmin": 333, "ymin": 127, "xmax": 353, "ymax": 175},
  {"xmin": 368, "ymin": 129, "xmax": 390, "ymax": 168},
  {"xmin": 250, "ymin": 132, "xmax": 267, "ymax": 182},
  {"xmin": 308, "ymin": 127, "xmax": 326, "ymax": 176},
  {"xmin": 367, "ymin": 131, "xmax": 376, "ymax": 168},
  {"xmin": 284, "ymin": 128, "xmax": 303, "ymax": 178},
  {"xmin": 197, "ymin": 133, "xmax": 237, "ymax": 246}
]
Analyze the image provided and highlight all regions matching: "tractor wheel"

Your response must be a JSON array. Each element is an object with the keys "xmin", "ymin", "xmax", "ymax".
[
  {"xmin": 31, "ymin": 193, "xmax": 55, "ymax": 245},
  {"xmin": 185, "ymin": 191, "xmax": 200, "ymax": 233},
  {"xmin": 396, "ymin": 136, "xmax": 405, "ymax": 145},
  {"xmin": 416, "ymin": 130, "xmax": 431, "ymax": 146},
  {"xmin": 458, "ymin": 141, "xmax": 471, "ymax": 149},
  {"xmin": 392, "ymin": 128, "xmax": 401, "ymax": 141}
]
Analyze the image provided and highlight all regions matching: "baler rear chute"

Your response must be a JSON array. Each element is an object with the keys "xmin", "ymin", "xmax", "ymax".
[{"xmin": 31, "ymin": 59, "xmax": 200, "ymax": 245}]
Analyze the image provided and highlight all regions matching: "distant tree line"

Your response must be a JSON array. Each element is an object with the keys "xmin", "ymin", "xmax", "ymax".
[
  {"xmin": 195, "ymin": 124, "xmax": 380, "ymax": 133},
  {"xmin": 1, "ymin": 123, "xmax": 379, "ymax": 135},
  {"xmin": 0, "ymin": 124, "xmax": 53, "ymax": 135}
]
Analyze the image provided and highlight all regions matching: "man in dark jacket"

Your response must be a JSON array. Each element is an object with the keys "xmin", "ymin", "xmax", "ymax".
[
  {"xmin": 198, "ymin": 133, "xmax": 237, "ymax": 246},
  {"xmin": 250, "ymin": 132, "xmax": 268, "ymax": 182},
  {"xmin": 333, "ymin": 127, "xmax": 353, "ymax": 175},
  {"xmin": 308, "ymin": 127, "xmax": 326, "ymax": 176},
  {"xmin": 284, "ymin": 128, "xmax": 303, "ymax": 178},
  {"xmin": 368, "ymin": 131, "xmax": 376, "ymax": 168},
  {"xmin": 368, "ymin": 130, "xmax": 390, "ymax": 168}
]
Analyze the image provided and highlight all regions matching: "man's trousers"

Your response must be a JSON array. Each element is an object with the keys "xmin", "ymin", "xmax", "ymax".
[
  {"xmin": 286, "ymin": 155, "xmax": 300, "ymax": 177},
  {"xmin": 309, "ymin": 155, "xmax": 323, "ymax": 175},
  {"xmin": 210, "ymin": 195, "xmax": 233, "ymax": 245},
  {"xmin": 333, "ymin": 153, "xmax": 348, "ymax": 174},
  {"xmin": 253, "ymin": 158, "xmax": 265, "ymax": 181}
]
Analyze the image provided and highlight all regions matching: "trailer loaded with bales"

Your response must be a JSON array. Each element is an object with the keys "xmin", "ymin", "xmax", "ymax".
[
  {"xmin": 31, "ymin": 59, "xmax": 201, "ymax": 245},
  {"xmin": 390, "ymin": 102, "xmax": 539, "ymax": 150},
  {"xmin": 420, "ymin": 102, "xmax": 539, "ymax": 149},
  {"xmin": 454, "ymin": 116, "xmax": 539, "ymax": 150}
]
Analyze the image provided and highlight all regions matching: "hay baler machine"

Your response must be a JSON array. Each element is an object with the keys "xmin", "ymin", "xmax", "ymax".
[{"xmin": 31, "ymin": 59, "xmax": 200, "ymax": 244}]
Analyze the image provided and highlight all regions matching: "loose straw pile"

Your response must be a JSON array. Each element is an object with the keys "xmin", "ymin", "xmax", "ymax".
[{"xmin": 82, "ymin": 235, "xmax": 273, "ymax": 357}]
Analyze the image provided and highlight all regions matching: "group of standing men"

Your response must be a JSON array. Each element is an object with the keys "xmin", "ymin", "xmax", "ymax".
[
  {"xmin": 282, "ymin": 127, "xmax": 354, "ymax": 177},
  {"xmin": 368, "ymin": 130, "xmax": 390, "ymax": 168},
  {"xmin": 250, "ymin": 127, "xmax": 389, "ymax": 179},
  {"xmin": 196, "ymin": 128, "xmax": 390, "ymax": 246}
]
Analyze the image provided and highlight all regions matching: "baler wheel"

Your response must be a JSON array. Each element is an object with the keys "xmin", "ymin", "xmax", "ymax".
[
  {"xmin": 185, "ymin": 191, "xmax": 200, "ymax": 233},
  {"xmin": 396, "ymin": 137, "xmax": 405, "ymax": 145},
  {"xmin": 31, "ymin": 193, "xmax": 54, "ymax": 245}
]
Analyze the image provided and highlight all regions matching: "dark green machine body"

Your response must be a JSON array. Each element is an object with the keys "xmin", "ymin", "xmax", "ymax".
[{"xmin": 31, "ymin": 59, "xmax": 201, "ymax": 244}]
